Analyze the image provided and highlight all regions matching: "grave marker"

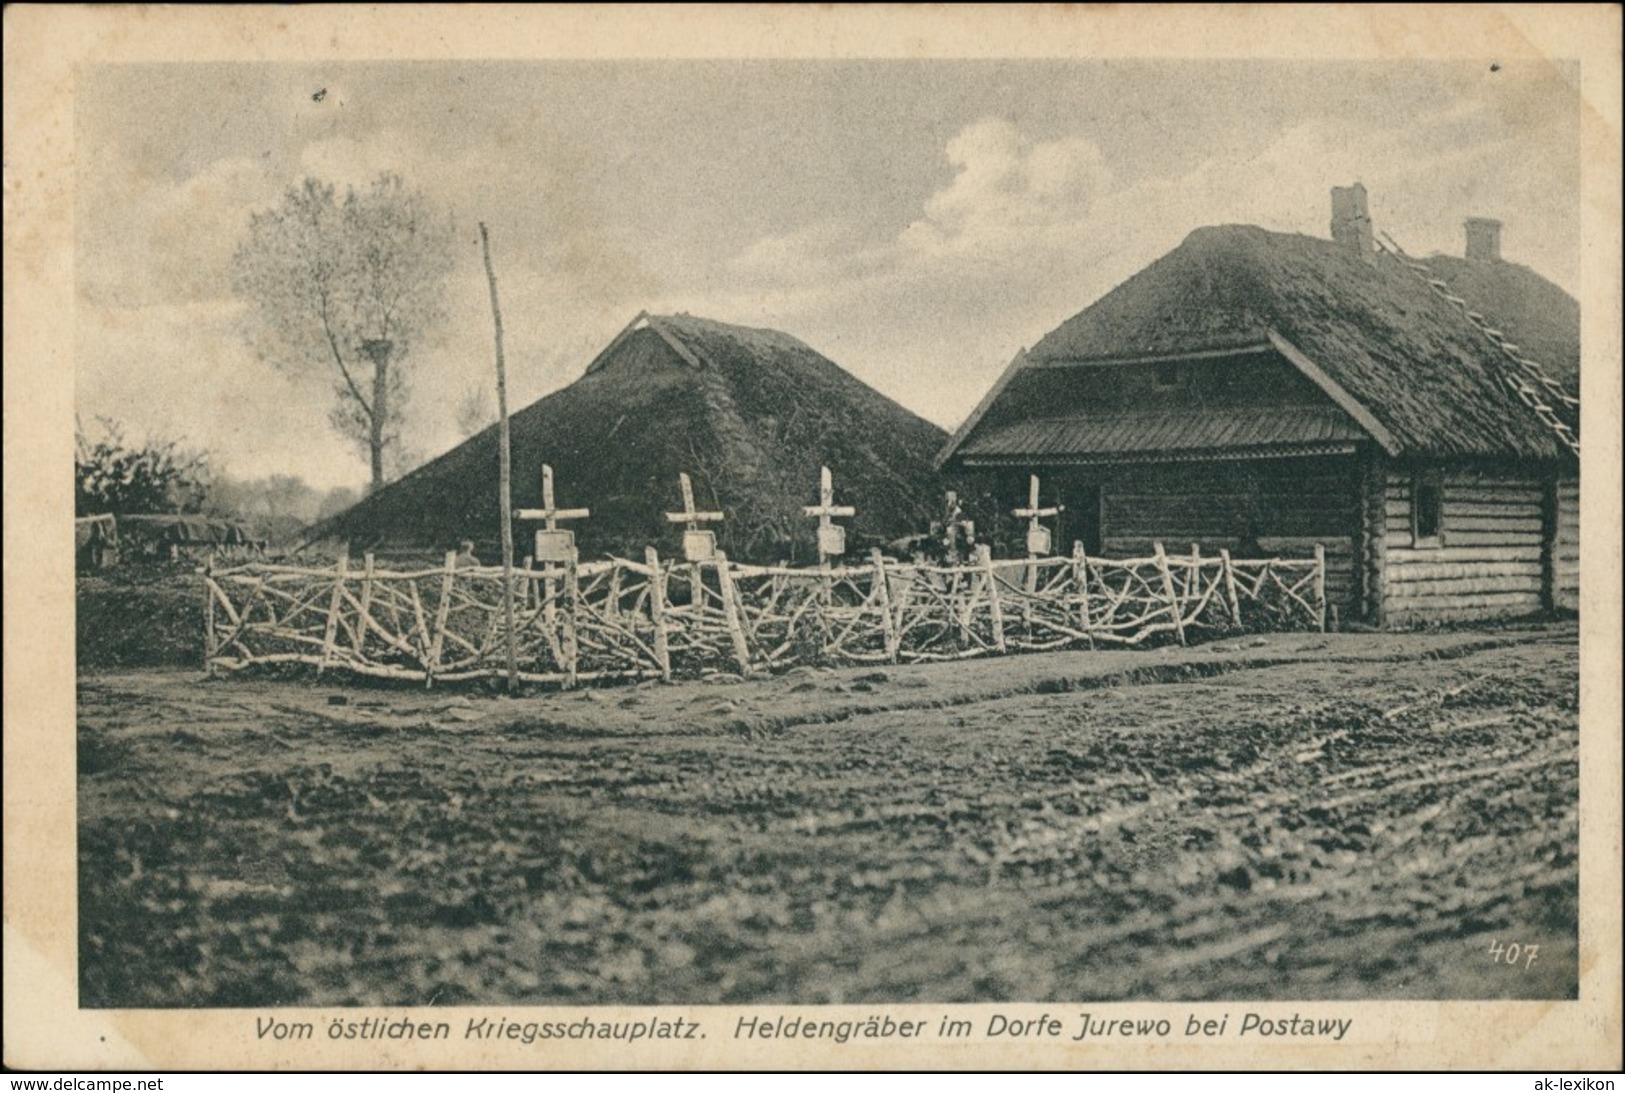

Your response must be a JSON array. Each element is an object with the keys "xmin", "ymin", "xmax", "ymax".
[
  {"xmin": 802, "ymin": 465, "xmax": 856, "ymax": 561},
  {"xmin": 516, "ymin": 464, "xmax": 591, "ymax": 563},
  {"xmin": 1014, "ymin": 474, "xmax": 1063, "ymax": 557},
  {"xmin": 666, "ymin": 472, "xmax": 725, "ymax": 562}
]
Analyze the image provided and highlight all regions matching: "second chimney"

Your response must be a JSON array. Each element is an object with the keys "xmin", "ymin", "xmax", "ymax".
[
  {"xmin": 1465, "ymin": 217, "xmax": 1502, "ymax": 262},
  {"xmin": 1331, "ymin": 183, "xmax": 1375, "ymax": 263}
]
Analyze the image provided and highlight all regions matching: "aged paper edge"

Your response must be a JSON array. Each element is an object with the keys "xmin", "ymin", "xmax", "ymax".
[{"xmin": 3, "ymin": 3, "xmax": 1620, "ymax": 1072}]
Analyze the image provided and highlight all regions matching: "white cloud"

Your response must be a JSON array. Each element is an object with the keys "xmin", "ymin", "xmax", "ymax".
[{"xmin": 902, "ymin": 118, "xmax": 1112, "ymax": 257}]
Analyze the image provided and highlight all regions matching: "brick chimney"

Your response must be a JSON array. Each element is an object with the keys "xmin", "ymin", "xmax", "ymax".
[
  {"xmin": 1464, "ymin": 217, "xmax": 1502, "ymax": 261},
  {"xmin": 1330, "ymin": 183, "xmax": 1375, "ymax": 263}
]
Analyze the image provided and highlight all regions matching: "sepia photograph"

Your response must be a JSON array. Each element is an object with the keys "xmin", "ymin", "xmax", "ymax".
[{"xmin": 6, "ymin": 3, "xmax": 1620, "ymax": 1072}]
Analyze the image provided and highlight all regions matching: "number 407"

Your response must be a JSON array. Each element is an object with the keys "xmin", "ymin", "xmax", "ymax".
[{"xmin": 1488, "ymin": 939, "xmax": 1539, "ymax": 969}]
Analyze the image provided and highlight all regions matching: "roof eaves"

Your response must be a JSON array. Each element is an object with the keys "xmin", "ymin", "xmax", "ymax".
[
  {"xmin": 1022, "ymin": 343, "xmax": 1275, "ymax": 370},
  {"xmin": 959, "ymin": 440, "xmax": 1363, "ymax": 468},
  {"xmin": 1266, "ymin": 329, "xmax": 1401, "ymax": 457}
]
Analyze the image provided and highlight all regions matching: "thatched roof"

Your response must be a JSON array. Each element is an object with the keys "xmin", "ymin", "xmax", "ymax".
[
  {"xmin": 1414, "ymin": 252, "xmax": 1579, "ymax": 391},
  {"xmin": 942, "ymin": 225, "xmax": 1580, "ymax": 467},
  {"xmin": 306, "ymin": 314, "xmax": 949, "ymax": 562}
]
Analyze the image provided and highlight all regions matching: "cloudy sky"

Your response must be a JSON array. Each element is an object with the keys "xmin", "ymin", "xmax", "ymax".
[{"xmin": 76, "ymin": 58, "xmax": 1580, "ymax": 491}]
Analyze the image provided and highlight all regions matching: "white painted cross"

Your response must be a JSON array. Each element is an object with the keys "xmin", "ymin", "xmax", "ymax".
[
  {"xmin": 802, "ymin": 465, "xmax": 855, "ymax": 558},
  {"xmin": 1013, "ymin": 474, "xmax": 1063, "ymax": 556},
  {"xmin": 516, "ymin": 464, "xmax": 590, "ymax": 562},
  {"xmin": 666, "ymin": 472, "xmax": 725, "ymax": 561}
]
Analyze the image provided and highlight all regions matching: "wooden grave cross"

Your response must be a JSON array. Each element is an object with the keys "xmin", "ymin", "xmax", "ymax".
[
  {"xmin": 941, "ymin": 490, "xmax": 977, "ymax": 562},
  {"xmin": 515, "ymin": 464, "xmax": 591, "ymax": 564},
  {"xmin": 666, "ymin": 472, "xmax": 725, "ymax": 562},
  {"xmin": 802, "ymin": 465, "xmax": 856, "ymax": 561},
  {"xmin": 1014, "ymin": 474, "xmax": 1063, "ymax": 557}
]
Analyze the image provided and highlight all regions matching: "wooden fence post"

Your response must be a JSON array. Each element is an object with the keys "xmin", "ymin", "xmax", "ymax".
[
  {"xmin": 202, "ymin": 553, "xmax": 217, "ymax": 675},
  {"xmin": 870, "ymin": 548, "xmax": 900, "ymax": 663},
  {"xmin": 687, "ymin": 560, "xmax": 705, "ymax": 622},
  {"xmin": 353, "ymin": 552, "xmax": 375, "ymax": 657},
  {"xmin": 407, "ymin": 579, "xmax": 430, "ymax": 667},
  {"xmin": 1071, "ymin": 541, "xmax": 1095, "ymax": 648},
  {"xmin": 318, "ymin": 548, "xmax": 349, "ymax": 676},
  {"xmin": 1218, "ymin": 548, "xmax": 1243, "ymax": 627},
  {"xmin": 712, "ymin": 550, "xmax": 753, "ymax": 673},
  {"xmin": 1314, "ymin": 543, "xmax": 1328, "ymax": 632},
  {"xmin": 426, "ymin": 550, "xmax": 456, "ymax": 688},
  {"xmin": 956, "ymin": 564, "xmax": 979, "ymax": 643},
  {"xmin": 1152, "ymin": 541, "xmax": 1186, "ymax": 646},
  {"xmin": 645, "ymin": 549, "xmax": 672, "ymax": 681},
  {"xmin": 977, "ymin": 544, "xmax": 1007, "ymax": 653},
  {"xmin": 816, "ymin": 551, "xmax": 835, "ymax": 653},
  {"xmin": 607, "ymin": 563, "xmax": 622, "ymax": 619},
  {"xmin": 561, "ymin": 551, "xmax": 580, "ymax": 689}
]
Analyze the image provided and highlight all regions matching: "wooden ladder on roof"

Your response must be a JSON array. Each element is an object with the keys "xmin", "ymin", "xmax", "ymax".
[{"xmin": 1374, "ymin": 232, "xmax": 1579, "ymax": 458}]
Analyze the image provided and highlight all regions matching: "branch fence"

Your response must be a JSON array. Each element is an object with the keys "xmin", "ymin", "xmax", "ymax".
[{"xmin": 202, "ymin": 541, "xmax": 1326, "ymax": 687}]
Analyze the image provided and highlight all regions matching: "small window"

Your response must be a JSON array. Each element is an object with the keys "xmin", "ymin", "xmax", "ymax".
[
  {"xmin": 1412, "ymin": 475, "xmax": 1443, "ymax": 545},
  {"xmin": 1154, "ymin": 364, "xmax": 1182, "ymax": 389}
]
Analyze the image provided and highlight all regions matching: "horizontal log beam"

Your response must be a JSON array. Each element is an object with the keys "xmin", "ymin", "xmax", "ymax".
[
  {"xmin": 1385, "ymin": 487, "xmax": 1543, "ymax": 505},
  {"xmin": 1386, "ymin": 546, "xmax": 1542, "ymax": 565},
  {"xmin": 1386, "ymin": 590, "xmax": 1543, "ymax": 610},
  {"xmin": 1385, "ymin": 499, "xmax": 1544, "ymax": 519},
  {"xmin": 1387, "ymin": 561, "xmax": 1543, "ymax": 582},
  {"xmin": 1384, "ymin": 576, "xmax": 1542, "ymax": 597},
  {"xmin": 1386, "ymin": 600, "xmax": 1543, "ymax": 623}
]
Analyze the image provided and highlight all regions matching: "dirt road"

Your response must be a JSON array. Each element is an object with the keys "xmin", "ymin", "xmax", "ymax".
[{"xmin": 77, "ymin": 625, "xmax": 1579, "ymax": 1006}]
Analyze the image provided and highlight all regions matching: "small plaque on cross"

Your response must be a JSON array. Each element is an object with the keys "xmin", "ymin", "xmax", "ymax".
[
  {"xmin": 818, "ymin": 524, "xmax": 847, "ymax": 558},
  {"xmin": 667, "ymin": 473, "xmax": 726, "ymax": 562},
  {"xmin": 534, "ymin": 529, "xmax": 577, "ymax": 563},
  {"xmin": 1026, "ymin": 525, "xmax": 1052, "ymax": 557},
  {"xmin": 683, "ymin": 530, "xmax": 718, "ymax": 563}
]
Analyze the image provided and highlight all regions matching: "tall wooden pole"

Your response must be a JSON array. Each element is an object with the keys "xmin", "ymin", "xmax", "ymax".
[{"xmin": 480, "ymin": 223, "xmax": 519, "ymax": 691}]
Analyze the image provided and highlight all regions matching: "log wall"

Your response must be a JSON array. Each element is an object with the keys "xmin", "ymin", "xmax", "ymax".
[
  {"xmin": 1381, "ymin": 467, "xmax": 1548, "ymax": 623},
  {"xmin": 1094, "ymin": 457, "xmax": 1359, "ymax": 620},
  {"xmin": 1553, "ymin": 476, "xmax": 1580, "ymax": 611}
]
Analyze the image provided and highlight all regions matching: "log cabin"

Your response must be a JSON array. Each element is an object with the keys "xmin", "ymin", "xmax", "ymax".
[{"xmin": 937, "ymin": 186, "xmax": 1580, "ymax": 626}]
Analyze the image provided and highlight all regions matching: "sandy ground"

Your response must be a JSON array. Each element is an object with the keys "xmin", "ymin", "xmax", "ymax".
[{"xmin": 77, "ymin": 624, "xmax": 1579, "ymax": 1006}]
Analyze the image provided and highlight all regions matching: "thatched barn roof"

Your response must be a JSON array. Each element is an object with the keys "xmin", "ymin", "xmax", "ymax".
[
  {"xmin": 941, "ymin": 224, "xmax": 1580, "ymax": 468},
  {"xmin": 306, "ymin": 313, "xmax": 949, "ymax": 562}
]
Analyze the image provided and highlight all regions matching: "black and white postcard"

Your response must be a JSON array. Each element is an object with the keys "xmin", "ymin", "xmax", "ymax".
[{"xmin": 5, "ymin": 4, "xmax": 1620, "ymax": 1072}]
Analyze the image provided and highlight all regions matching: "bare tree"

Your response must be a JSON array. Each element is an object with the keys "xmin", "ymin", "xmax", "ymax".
[{"xmin": 231, "ymin": 173, "xmax": 454, "ymax": 493}]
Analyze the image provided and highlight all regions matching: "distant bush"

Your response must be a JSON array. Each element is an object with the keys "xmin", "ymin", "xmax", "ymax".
[{"xmin": 76, "ymin": 419, "xmax": 212, "ymax": 517}]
